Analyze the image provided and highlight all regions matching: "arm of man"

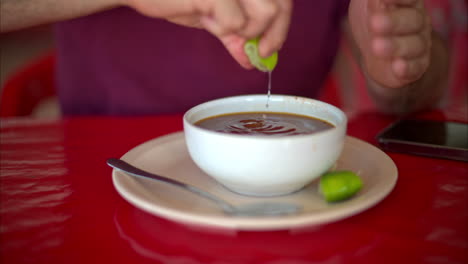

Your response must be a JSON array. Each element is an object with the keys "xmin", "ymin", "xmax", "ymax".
[
  {"xmin": 0, "ymin": 0, "xmax": 120, "ymax": 32},
  {"xmin": 348, "ymin": 0, "xmax": 449, "ymax": 114}
]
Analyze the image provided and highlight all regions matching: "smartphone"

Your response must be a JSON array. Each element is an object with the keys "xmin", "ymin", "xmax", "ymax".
[{"xmin": 376, "ymin": 119, "xmax": 468, "ymax": 162}]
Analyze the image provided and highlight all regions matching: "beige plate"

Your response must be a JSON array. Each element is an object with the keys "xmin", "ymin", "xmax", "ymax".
[{"xmin": 112, "ymin": 132, "xmax": 398, "ymax": 231}]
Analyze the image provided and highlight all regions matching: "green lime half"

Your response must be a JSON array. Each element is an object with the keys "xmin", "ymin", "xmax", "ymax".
[
  {"xmin": 244, "ymin": 38, "xmax": 278, "ymax": 72},
  {"xmin": 319, "ymin": 171, "xmax": 363, "ymax": 203}
]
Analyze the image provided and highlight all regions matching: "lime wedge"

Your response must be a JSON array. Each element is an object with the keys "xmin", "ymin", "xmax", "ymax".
[
  {"xmin": 319, "ymin": 171, "xmax": 363, "ymax": 202},
  {"xmin": 244, "ymin": 38, "xmax": 278, "ymax": 72}
]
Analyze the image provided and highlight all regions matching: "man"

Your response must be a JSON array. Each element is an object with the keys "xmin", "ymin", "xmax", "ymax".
[{"xmin": 1, "ymin": 0, "xmax": 448, "ymax": 115}]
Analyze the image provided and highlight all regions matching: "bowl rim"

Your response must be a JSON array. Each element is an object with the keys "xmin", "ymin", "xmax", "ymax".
[{"xmin": 183, "ymin": 94, "xmax": 347, "ymax": 140}]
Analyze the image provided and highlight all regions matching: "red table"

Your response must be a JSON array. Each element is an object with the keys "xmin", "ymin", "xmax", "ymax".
[{"xmin": 1, "ymin": 110, "xmax": 467, "ymax": 264}]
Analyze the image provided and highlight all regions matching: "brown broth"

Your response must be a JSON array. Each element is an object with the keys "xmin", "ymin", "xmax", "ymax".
[{"xmin": 195, "ymin": 112, "xmax": 334, "ymax": 136}]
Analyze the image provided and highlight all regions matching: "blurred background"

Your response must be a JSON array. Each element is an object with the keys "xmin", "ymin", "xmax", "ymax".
[
  {"xmin": 0, "ymin": 25, "xmax": 57, "ymax": 117},
  {"xmin": 0, "ymin": 25, "xmax": 54, "ymax": 90}
]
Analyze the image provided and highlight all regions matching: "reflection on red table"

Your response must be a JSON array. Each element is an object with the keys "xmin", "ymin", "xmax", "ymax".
[{"xmin": 1, "ymin": 112, "xmax": 467, "ymax": 264}]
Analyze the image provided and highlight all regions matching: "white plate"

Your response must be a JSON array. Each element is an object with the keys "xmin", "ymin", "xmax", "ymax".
[{"xmin": 112, "ymin": 132, "xmax": 397, "ymax": 231}]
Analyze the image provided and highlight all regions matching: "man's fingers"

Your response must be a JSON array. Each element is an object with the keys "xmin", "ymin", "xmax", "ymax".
[
  {"xmin": 381, "ymin": 0, "xmax": 419, "ymax": 7},
  {"xmin": 238, "ymin": 0, "xmax": 279, "ymax": 40},
  {"xmin": 220, "ymin": 34, "xmax": 254, "ymax": 69},
  {"xmin": 200, "ymin": 0, "xmax": 246, "ymax": 37},
  {"xmin": 359, "ymin": 0, "xmax": 431, "ymax": 87},
  {"xmin": 167, "ymin": 14, "xmax": 204, "ymax": 28},
  {"xmin": 256, "ymin": 0, "xmax": 292, "ymax": 57},
  {"xmin": 392, "ymin": 56, "xmax": 429, "ymax": 81},
  {"xmin": 373, "ymin": 33, "xmax": 429, "ymax": 59},
  {"xmin": 370, "ymin": 8, "xmax": 426, "ymax": 35},
  {"xmin": 214, "ymin": 0, "xmax": 247, "ymax": 33},
  {"xmin": 198, "ymin": 0, "xmax": 292, "ymax": 67}
]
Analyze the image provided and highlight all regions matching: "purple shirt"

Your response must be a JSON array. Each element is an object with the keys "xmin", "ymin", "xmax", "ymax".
[{"xmin": 54, "ymin": 0, "xmax": 349, "ymax": 116}]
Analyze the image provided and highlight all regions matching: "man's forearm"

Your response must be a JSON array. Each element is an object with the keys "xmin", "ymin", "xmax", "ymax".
[
  {"xmin": 365, "ymin": 31, "xmax": 449, "ymax": 114},
  {"xmin": 0, "ymin": 0, "xmax": 121, "ymax": 32}
]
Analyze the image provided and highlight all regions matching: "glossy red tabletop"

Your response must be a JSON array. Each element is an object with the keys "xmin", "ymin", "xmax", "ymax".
[{"xmin": 1, "ymin": 110, "xmax": 467, "ymax": 264}]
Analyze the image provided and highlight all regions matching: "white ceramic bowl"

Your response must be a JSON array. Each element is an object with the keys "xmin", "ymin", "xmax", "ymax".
[{"xmin": 183, "ymin": 94, "xmax": 347, "ymax": 196}]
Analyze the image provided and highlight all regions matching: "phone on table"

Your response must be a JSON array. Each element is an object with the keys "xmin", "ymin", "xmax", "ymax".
[{"xmin": 376, "ymin": 119, "xmax": 468, "ymax": 162}]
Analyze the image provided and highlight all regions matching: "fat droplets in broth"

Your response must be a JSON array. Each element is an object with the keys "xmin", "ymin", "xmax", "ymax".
[{"xmin": 195, "ymin": 112, "xmax": 334, "ymax": 136}]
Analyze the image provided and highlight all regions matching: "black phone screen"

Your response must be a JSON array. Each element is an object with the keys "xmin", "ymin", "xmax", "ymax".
[{"xmin": 377, "ymin": 119, "xmax": 468, "ymax": 161}]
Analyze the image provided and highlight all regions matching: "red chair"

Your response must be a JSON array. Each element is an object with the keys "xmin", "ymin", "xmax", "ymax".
[{"xmin": 0, "ymin": 51, "xmax": 56, "ymax": 117}]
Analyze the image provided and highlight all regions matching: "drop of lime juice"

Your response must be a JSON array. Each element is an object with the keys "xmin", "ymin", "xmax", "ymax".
[{"xmin": 266, "ymin": 71, "xmax": 272, "ymax": 108}]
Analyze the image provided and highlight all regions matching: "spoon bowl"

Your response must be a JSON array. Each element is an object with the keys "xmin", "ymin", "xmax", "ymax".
[{"xmin": 107, "ymin": 158, "xmax": 301, "ymax": 217}]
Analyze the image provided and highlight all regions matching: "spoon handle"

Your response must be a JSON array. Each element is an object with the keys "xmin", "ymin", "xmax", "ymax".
[{"xmin": 106, "ymin": 158, "xmax": 235, "ymax": 212}]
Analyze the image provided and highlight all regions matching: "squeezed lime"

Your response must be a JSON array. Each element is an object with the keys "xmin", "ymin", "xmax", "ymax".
[
  {"xmin": 319, "ymin": 171, "xmax": 363, "ymax": 202},
  {"xmin": 244, "ymin": 38, "xmax": 278, "ymax": 72}
]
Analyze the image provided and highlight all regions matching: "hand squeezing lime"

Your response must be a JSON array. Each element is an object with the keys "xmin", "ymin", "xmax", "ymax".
[
  {"xmin": 244, "ymin": 38, "xmax": 278, "ymax": 72},
  {"xmin": 319, "ymin": 171, "xmax": 363, "ymax": 202}
]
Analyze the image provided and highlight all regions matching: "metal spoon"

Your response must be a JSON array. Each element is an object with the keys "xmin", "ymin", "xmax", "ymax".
[{"xmin": 107, "ymin": 158, "xmax": 301, "ymax": 217}]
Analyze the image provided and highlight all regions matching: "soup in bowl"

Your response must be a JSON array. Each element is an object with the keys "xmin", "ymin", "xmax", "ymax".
[{"xmin": 183, "ymin": 95, "xmax": 347, "ymax": 196}]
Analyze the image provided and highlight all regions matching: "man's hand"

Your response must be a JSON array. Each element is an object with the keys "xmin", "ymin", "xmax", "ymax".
[
  {"xmin": 1, "ymin": 0, "xmax": 292, "ymax": 70},
  {"xmin": 349, "ymin": 0, "xmax": 432, "ymax": 88},
  {"xmin": 125, "ymin": 0, "xmax": 293, "ymax": 69}
]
